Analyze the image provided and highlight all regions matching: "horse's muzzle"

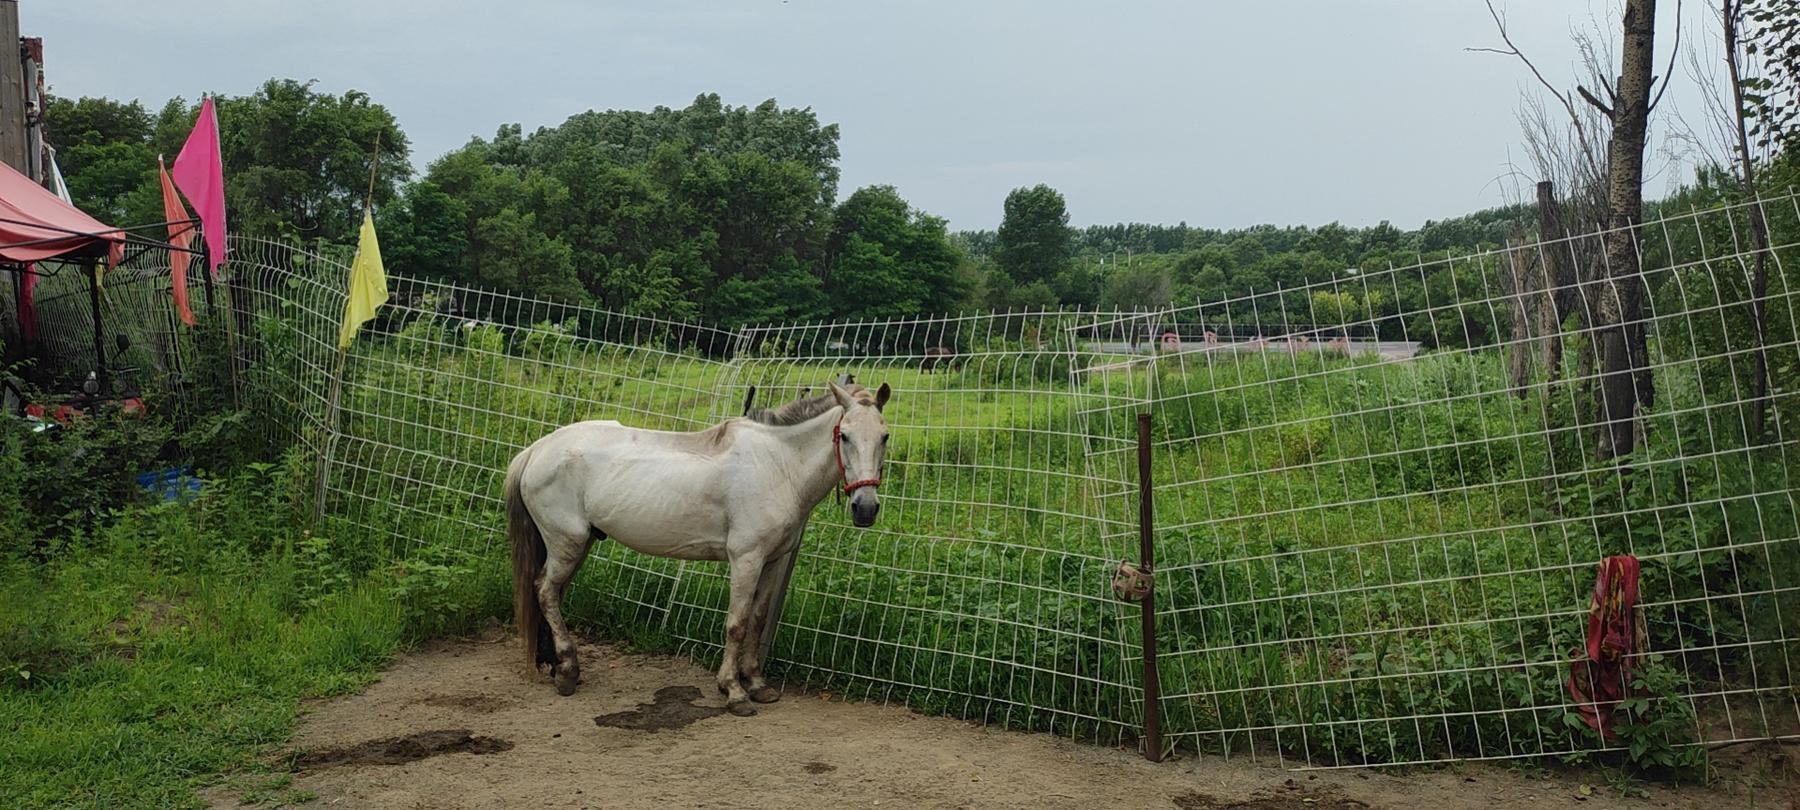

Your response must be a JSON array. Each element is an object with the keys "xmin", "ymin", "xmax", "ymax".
[{"xmin": 850, "ymin": 493, "xmax": 880, "ymax": 527}]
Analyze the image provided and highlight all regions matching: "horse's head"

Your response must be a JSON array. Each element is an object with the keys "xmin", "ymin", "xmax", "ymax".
[{"xmin": 829, "ymin": 380, "xmax": 891, "ymax": 528}]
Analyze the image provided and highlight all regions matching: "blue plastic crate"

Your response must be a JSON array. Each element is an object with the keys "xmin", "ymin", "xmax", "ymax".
[{"xmin": 136, "ymin": 467, "xmax": 202, "ymax": 502}]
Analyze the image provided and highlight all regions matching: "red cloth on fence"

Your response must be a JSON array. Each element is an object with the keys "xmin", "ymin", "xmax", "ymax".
[{"xmin": 1566, "ymin": 555, "xmax": 1647, "ymax": 739}]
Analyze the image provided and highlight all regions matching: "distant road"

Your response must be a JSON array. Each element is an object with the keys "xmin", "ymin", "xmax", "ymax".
[{"xmin": 1086, "ymin": 339, "xmax": 1422, "ymax": 362}]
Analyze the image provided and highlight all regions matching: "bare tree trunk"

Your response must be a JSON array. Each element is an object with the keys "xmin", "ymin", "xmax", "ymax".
[
  {"xmin": 1506, "ymin": 240, "xmax": 1537, "ymax": 397},
  {"xmin": 1724, "ymin": 0, "xmax": 1772, "ymax": 441},
  {"xmin": 1536, "ymin": 181, "xmax": 1573, "ymax": 385},
  {"xmin": 1594, "ymin": 0, "xmax": 1658, "ymax": 461}
]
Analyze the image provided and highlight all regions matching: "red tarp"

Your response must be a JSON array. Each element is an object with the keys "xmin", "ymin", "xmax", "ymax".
[{"xmin": 0, "ymin": 158, "xmax": 124, "ymax": 265}]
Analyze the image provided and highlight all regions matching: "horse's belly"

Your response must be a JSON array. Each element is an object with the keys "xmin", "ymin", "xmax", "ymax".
[
  {"xmin": 597, "ymin": 514, "xmax": 728, "ymax": 561},
  {"xmin": 582, "ymin": 468, "xmax": 729, "ymax": 561}
]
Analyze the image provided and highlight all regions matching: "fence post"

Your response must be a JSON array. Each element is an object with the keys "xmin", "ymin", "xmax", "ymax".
[
  {"xmin": 313, "ymin": 346, "xmax": 349, "ymax": 523},
  {"xmin": 1137, "ymin": 411, "xmax": 1163, "ymax": 761},
  {"xmin": 87, "ymin": 261, "xmax": 109, "ymax": 395},
  {"xmin": 196, "ymin": 240, "xmax": 243, "ymax": 409}
]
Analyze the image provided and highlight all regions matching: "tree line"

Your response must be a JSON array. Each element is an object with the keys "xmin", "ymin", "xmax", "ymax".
[
  {"xmin": 43, "ymin": 32, "xmax": 1797, "ymax": 343},
  {"xmin": 42, "ymin": 81, "xmax": 1570, "ymax": 335}
]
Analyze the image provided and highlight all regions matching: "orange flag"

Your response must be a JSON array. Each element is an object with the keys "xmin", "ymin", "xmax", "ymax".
[{"xmin": 160, "ymin": 157, "xmax": 196, "ymax": 327}]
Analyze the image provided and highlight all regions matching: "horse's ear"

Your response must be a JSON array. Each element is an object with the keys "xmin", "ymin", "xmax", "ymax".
[
  {"xmin": 827, "ymin": 381, "xmax": 852, "ymax": 408},
  {"xmin": 875, "ymin": 383, "xmax": 891, "ymax": 411},
  {"xmin": 838, "ymin": 372, "xmax": 855, "ymax": 386}
]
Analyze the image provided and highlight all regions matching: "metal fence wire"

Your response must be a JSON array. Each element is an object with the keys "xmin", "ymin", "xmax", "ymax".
[{"xmin": 7, "ymin": 192, "xmax": 1797, "ymax": 768}]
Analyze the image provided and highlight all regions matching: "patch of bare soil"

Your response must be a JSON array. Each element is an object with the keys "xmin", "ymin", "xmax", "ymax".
[
  {"xmin": 106, "ymin": 597, "xmax": 188, "ymax": 661},
  {"xmin": 593, "ymin": 684, "xmax": 724, "ymax": 731},
  {"xmin": 1173, "ymin": 784, "xmax": 1369, "ymax": 809},
  {"xmin": 415, "ymin": 693, "xmax": 515, "ymax": 714},
  {"xmin": 205, "ymin": 636, "xmax": 1793, "ymax": 810},
  {"xmin": 295, "ymin": 730, "xmax": 514, "ymax": 769}
]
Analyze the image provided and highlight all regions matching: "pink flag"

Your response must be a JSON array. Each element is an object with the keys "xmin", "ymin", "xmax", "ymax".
[{"xmin": 171, "ymin": 96, "xmax": 226, "ymax": 274}]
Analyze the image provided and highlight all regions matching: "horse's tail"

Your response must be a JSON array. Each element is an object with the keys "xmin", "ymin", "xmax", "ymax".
[{"xmin": 507, "ymin": 446, "xmax": 550, "ymax": 674}]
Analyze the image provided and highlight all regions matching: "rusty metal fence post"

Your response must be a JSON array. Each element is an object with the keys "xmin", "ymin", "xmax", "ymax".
[{"xmin": 1137, "ymin": 412, "xmax": 1163, "ymax": 761}]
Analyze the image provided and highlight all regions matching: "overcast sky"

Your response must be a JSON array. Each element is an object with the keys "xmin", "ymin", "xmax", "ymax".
[{"xmin": 36, "ymin": 1, "xmax": 1718, "ymax": 231}]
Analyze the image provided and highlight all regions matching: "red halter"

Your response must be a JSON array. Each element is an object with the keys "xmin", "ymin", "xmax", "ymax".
[{"xmin": 832, "ymin": 420, "xmax": 882, "ymax": 496}]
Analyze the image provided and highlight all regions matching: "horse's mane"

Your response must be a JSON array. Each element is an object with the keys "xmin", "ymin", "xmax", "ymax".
[{"xmin": 745, "ymin": 383, "xmax": 870, "ymax": 426}]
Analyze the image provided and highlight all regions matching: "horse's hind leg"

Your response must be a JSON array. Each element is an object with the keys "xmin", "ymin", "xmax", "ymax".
[{"xmin": 536, "ymin": 525, "xmax": 596, "ymax": 696}]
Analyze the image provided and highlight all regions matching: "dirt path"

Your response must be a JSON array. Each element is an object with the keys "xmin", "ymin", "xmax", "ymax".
[{"xmin": 207, "ymin": 631, "xmax": 1794, "ymax": 810}]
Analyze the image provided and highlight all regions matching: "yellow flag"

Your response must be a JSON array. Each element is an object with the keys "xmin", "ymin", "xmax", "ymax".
[{"xmin": 337, "ymin": 210, "xmax": 389, "ymax": 350}]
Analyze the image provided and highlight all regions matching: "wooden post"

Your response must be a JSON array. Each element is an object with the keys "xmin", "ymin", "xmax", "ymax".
[
  {"xmin": 86, "ymin": 261, "xmax": 107, "ymax": 395},
  {"xmin": 197, "ymin": 240, "xmax": 241, "ymax": 408},
  {"xmin": 1137, "ymin": 412, "xmax": 1163, "ymax": 761},
  {"xmin": 1503, "ymin": 241, "xmax": 1535, "ymax": 398},
  {"xmin": 313, "ymin": 346, "xmax": 349, "ymax": 522},
  {"xmin": 21, "ymin": 36, "xmax": 40, "ymax": 184},
  {"xmin": 0, "ymin": 2, "xmax": 24, "ymax": 177},
  {"xmin": 199, "ymin": 240, "xmax": 217, "ymax": 313},
  {"xmin": 1536, "ymin": 181, "xmax": 1570, "ymax": 386},
  {"xmin": 9, "ymin": 263, "xmax": 22, "ymax": 353}
]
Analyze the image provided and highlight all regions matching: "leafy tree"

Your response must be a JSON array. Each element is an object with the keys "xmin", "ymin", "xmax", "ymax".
[
  {"xmin": 45, "ymin": 95, "xmax": 152, "ymax": 148},
  {"xmin": 466, "ymin": 208, "xmax": 585, "ymax": 302},
  {"xmin": 1053, "ymin": 262, "xmax": 1103, "ymax": 308},
  {"xmin": 1008, "ymin": 280, "xmax": 1060, "ymax": 310},
  {"xmin": 1308, "ymin": 290, "xmax": 1365, "ymax": 328},
  {"xmin": 211, "ymin": 80, "xmax": 411, "ymax": 244},
  {"xmin": 1099, "ymin": 260, "xmax": 1173, "ymax": 310},
  {"xmin": 44, "ymin": 96, "xmax": 156, "ymax": 224},
  {"xmin": 995, "ymin": 185, "xmax": 1072, "ymax": 286},
  {"xmin": 378, "ymin": 180, "xmax": 470, "ymax": 281},
  {"xmin": 1744, "ymin": 0, "xmax": 1800, "ymax": 151},
  {"xmin": 825, "ymin": 185, "xmax": 966, "ymax": 319},
  {"xmin": 397, "ymin": 95, "xmax": 844, "ymax": 320},
  {"xmin": 712, "ymin": 259, "xmax": 827, "ymax": 327}
]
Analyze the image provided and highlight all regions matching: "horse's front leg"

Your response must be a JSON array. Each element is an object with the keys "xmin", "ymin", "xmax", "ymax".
[
  {"xmin": 717, "ymin": 548, "xmax": 767, "ymax": 716},
  {"xmin": 740, "ymin": 546, "xmax": 798, "ymax": 704}
]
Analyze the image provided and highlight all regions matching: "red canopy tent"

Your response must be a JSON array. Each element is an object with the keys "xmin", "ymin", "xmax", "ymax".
[
  {"xmin": 0, "ymin": 158, "xmax": 134, "ymax": 397},
  {"xmin": 0, "ymin": 157, "xmax": 124, "ymax": 264}
]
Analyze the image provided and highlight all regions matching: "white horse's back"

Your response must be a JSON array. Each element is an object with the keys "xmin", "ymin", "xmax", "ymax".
[{"xmin": 515, "ymin": 419, "xmax": 739, "ymax": 560}]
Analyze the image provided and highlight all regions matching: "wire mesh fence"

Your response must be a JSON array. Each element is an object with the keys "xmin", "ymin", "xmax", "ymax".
[
  {"xmin": 7, "ymin": 191, "xmax": 1797, "ymax": 767},
  {"xmin": 1142, "ymin": 193, "xmax": 1800, "ymax": 765},
  {"xmin": 4, "ymin": 251, "xmax": 198, "ymax": 390}
]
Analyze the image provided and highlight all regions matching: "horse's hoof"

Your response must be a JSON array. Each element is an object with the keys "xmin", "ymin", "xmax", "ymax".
[
  {"xmin": 555, "ymin": 673, "xmax": 579, "ymax": 696},
  {"xmin": 748, "ymin": 685, "xmax": 782, "ymax": 704},
  {"xmin": 726, "ymin": 700, "xmax": 758, "ymax": 717}
]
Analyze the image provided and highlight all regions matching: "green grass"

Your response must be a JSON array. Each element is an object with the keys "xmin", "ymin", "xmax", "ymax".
[{"xmin": 0, "ymin": 460, "xmax": 509, "ymax": 809}]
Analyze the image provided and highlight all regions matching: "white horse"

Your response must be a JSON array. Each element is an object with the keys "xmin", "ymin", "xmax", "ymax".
[{"xmin": 507, "ymin": 378, "xmax": 891, "ymax": 715}]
